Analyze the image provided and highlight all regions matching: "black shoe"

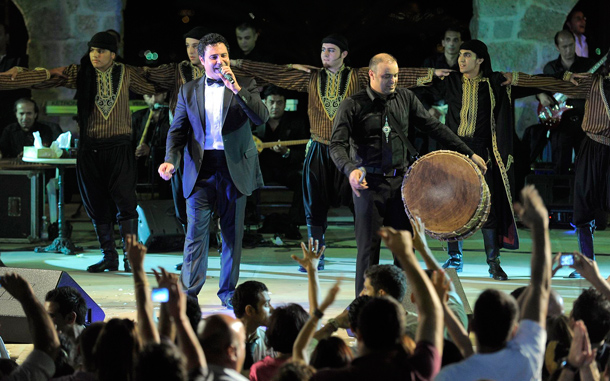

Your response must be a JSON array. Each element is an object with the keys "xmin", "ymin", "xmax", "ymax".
[
  {"xmin": 176, "ymin": 262, "xmax": 183, "ymax": 271},
  {"xmin": 222, "ymin": 298, "xmax": 234, "ymax": 310},
  {"xmin": 568, "ymin": 270, "xmax": 583, "ymax": 279},
  {"xmin": 87, "ymin": 259, "xmax": 119, "ymax": 273},
  {"xmin": 442, "ymin": 256, "xmax": 463, "ymax": 272},
  {"xmin": 488, "ymin": 260, "xmax": 508, "ymax": 281},
  {"xmin": 124, "ymin": 257, "xmax": 132, "ymax": 273}
]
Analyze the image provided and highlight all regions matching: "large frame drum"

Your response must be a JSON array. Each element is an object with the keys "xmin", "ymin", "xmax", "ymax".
[{"xmin": 401, "ymin": 150, "xmax": 490, "ymax": 241}]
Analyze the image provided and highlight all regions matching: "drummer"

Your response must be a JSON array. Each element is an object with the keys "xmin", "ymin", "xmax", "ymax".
[
  {"xmin": 419, "ymin": 40, "xmax": 536, "ymax": 280},
  {"xmin": 331, "ymin": 53, "xmax": 487, "ymax": 296}
]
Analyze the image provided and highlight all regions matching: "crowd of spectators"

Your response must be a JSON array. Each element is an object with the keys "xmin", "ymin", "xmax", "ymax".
[{"xmin": 3, "ymin": 185, "xmax": 610, "ymax": 381}]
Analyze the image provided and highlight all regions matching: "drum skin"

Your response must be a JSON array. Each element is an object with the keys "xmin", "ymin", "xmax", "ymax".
[{"xmin": 401, "ymin": 150, "xmax": 490, "ymax": 241}]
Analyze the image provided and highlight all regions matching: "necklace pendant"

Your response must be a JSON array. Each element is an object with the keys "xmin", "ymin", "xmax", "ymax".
[{"xmin": 382, "ymin": 125, "xmax": 391, "ymax": 143}]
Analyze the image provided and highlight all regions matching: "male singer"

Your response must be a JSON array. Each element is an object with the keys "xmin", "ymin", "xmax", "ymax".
[{"xmin": 159, "ymin": 33, "xmax": 268, "ymax": 307}]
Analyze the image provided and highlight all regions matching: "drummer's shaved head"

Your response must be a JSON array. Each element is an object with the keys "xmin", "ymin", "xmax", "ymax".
[{"xmin": 369, "ymin": 53, "xmax": 397, "ymax": 73}]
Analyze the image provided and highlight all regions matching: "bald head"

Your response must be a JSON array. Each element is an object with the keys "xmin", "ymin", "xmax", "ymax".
[
  {"xmin": 368, "ymin": 53, "xmax": 399, "ymax": 95},
  {"xmin": 198, "ymin": 314, "xmax": 246, "ymax": 372},
  {"xmin": 554, "ymin": 30, "xmax": 576, "ymax": 62}
]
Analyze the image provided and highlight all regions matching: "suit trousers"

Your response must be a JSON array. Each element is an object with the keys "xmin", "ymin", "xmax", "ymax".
[
  {"xmin": 182, "ymin": 150, "xmax": 246, "ymax": 302},
  {"xmin": 353, "ymin": 174, "xmax": 410, "ymax": 296}
]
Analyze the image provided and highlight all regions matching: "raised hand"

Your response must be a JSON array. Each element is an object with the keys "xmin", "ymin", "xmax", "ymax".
[
  {"xmin": 378, "ymin": 227, "xmax": 414, "ymax": 262},
  {"xmin": 126, "ymin": 234, "xmax": 146, "ymax": 270},
  {"xmin": 0, "ymin": 272, "xmax": 34, "ymax": 302},
  {"xmin": 514, "ymin": 185, "xmax": 548, "ymax": 229},
  {"xmin": 291, "ymin": 237, "xmax": 325, "ymax": 272},
  {"xmin": 319, "ymin": 279, "xmax": 341, "ymax": 312}
]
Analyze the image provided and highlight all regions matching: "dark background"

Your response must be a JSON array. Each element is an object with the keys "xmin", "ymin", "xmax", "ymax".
[{"xmin": 0, "ymin": 0, "xmax": 608, "ymax": 73}]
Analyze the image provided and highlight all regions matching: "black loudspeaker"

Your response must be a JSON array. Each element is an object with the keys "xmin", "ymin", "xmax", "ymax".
[
  {"xmin": 0, "ymin": 267, "xmax": 105, "ymax": 343},
  {"xmin": 137, "ymin": 200, "xmax": 184, "ymax": 252}
]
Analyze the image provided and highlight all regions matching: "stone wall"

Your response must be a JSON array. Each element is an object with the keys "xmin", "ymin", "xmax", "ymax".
[
  {"xmin": 12, "ymin": 0, "xmax": 124, "ymax": 132},
  {"xmin": 471, "ymin": 0, "xmax": 578, "ymax": 135}
]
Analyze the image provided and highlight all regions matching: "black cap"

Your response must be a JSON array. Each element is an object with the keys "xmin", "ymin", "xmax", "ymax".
[
  {"xmin": 321, "ymin": 34, "xmax": 349, "ymax": 52},
  {"xmin": 460, "ymin": 39, "xmax": 492, "ymax": 76},
  {"xmin": 87, "ymin": 32, "xmax": 118, "ymax": 53},
  {"xmin": 183, "ymin": 26, "xmax": 208, "ymax": 41}
]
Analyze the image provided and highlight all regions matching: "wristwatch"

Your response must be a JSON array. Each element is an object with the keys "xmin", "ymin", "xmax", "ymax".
[
  {"xmin": 560, "ymin": 359, "xmax": 578, "ymax": 373},
  {"xmin": 327, "ymin": 318, "xmax": 340, "ymax": 332}
]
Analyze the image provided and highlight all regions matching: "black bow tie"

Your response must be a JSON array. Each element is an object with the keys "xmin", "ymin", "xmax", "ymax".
[{"xmin": 206, "ymin": 77, "xmax": 224, "ymax": 87}]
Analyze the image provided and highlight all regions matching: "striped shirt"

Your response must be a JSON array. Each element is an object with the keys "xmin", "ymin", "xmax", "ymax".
[
  {"xmin": 237, "ymin": 60, "xmax": 435, "ymax": 144},
  {"xmin": 0, "ymin": 63, "xmax": 157, "ymax": 140},
  {"xmin": 512, "ymin": 72, "xmax": 610, "ymax": 145}
]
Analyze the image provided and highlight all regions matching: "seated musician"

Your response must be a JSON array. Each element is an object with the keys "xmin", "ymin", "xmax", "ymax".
[
  {"xmin": 0, "ymin": 98, "xmax": 64, "ymax": 226},
  {"xmin": 0, "ymin": 98, "xmax": 62, "ymax": 159},
  {"xmin": 252, "ymin": 85, "xmax": 309, "ymax": 226}
]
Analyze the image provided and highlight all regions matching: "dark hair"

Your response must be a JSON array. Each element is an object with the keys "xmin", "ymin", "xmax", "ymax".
[
  {"xmin": 94, "ymin": 318, "xmax": 140, "ymax": 381},
  {"xmin": 232, "ymin": 280, "xmax": 269, "ymax": 319},
  {"xmin": 0, "ymin": 359, "xmax": 18, "ymax": 378},
  {"xmin": 271, "ymin": 361, "xmax": 316, "ymax": 381},
  {"xmin": 13, "ymin": 97, "xmax": 39, "ymax": 114},
  {"xmin": 563, "ymin": 9, "xmax": 585, "ymax": 31},
  {"xmin": 357, "ymin": 296, "xmax": 405, "ymax": 350},
  {"xmin": 364, "ymin": 264, "xmax": 407, "ymax": 302},
  {"xmin": 472, "ymin": 289, "xmax": 519, "ymax": 348},
  {"xmin": 54, "ymin": 332, "xmax": 76, "ymax": 377},
  {"xmin": 554, "ymin": 29, "xmax": 575, "ymax": 47},
  {"xmin": 236, "ymin": 20, "xmax": 258, "ymax": 33},
  {"xmin": 45, "ymin": 286, "xmax": 88, "ymax": 325},
  {"xmin": 444, "ymin": 26, "xmax": 463, "ymax": 39},
  {"xmin": 265, "ymin": 303, "xmax": 308, "ymax": 353},
  {"xmin": 78, "ymin": 322, "xmax": 105, "ymax": 372},
  {"xmin": 572, "ymin": 288, "xmax": 610, "ymax": 345},
  {"xmin": 185, "ymin": 295, "xmax": 202, "ymax": 332},
  {"xmin": 348, "ymin": 295, "xmax": 372, "ymax": 331},
  {"xmin": 76, "ymin": 50, "xmax": 97, "ymax": 139},
  {"xmin": 309, "ymin": 337, "xmax": 352, "ymax": 369},
  {"xmin": 510, "ymin": 286, "xmax": 527, "ymax": 301},
  {"xmin": 135, "ymin": 340, "xmax": 187, "ymax": 381},
  {"xmin": 198, "ymin": 314, "xmax": 243, "ymax": 366},
  {"xmin": 197, "ymin": 33, "xmax": 230, "ymax": 59},
  {"xmin": 263, "ymin": 85, "xmax": 287, "ymax": 100}
]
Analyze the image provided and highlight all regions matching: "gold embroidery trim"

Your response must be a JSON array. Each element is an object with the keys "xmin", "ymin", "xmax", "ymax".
[
  {"xmin": 95, "ymin": 63, "xmax": 124, "ymax": 120},
  {"xmin": 457, "ymin": 76, "xmax": 490, "ymax": 137},
  {"xmin": 318, "ymin": 65, "xmax": 350, "ymax": 121},
  {"xmin": 563, "ymin": 71, "xmax": 573, "ymax": 82},
  {"xmin": 416, "ymin": 68, "xmax": 434, "ymax": 87},
  {"xmin": 34, "ymin": 67, "xmax": 49, "ymax": 80},
  {"xmin": 512, "ymin": 71, "xmax": 519, "ymax": 86}
]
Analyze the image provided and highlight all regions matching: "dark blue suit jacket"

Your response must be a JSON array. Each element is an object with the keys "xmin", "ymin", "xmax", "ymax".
[{"xmin": 165, "ymin": 75, "xmax": 268, "ymax": 198}]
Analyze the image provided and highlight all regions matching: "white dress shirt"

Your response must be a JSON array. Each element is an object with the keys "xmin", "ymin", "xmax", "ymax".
[{"xmin": 204, "ymin": 79, "xmax": 225, "ymax": 150}]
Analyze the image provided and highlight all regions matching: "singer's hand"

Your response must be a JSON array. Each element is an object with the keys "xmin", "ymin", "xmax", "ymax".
[
  {"xmin": 158, "ymin": 162, "xmax": 175, "ymax": 180},
  {"xmin": 219, "ymin": 66, "xmax": 241, "ymax": 93}
]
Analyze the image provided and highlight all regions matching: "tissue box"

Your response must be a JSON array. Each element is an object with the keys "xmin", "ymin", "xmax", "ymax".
[{"xmin": 23, "ymin": 146, "xmax": 57, "ymax": 159}]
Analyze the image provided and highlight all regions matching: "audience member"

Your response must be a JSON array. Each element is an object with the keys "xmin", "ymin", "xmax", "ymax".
[
  {"xmin": 51, "ymin": 321, "xmax": 105, "ymax": 381},
  {"xmin": 253, "ymin": 85, "xmax": 309, "ymax": 228},
  {"xmin": 436, "ymin": 185, "xmax": 552, "ymax": 381},
  {"xmin": 232, "ymin": 280, "xmax": 275, "ymax": 372},
  {"xmin": 308, "ymin": 337, "xmax": 352, "ymax": 370},
  {"xmin": 0, "ymin": 272, "xmax": 60, "ymax": 380},
  {"xmin": 313, "ymin": 227, "xmax": 444, "ymax": 380},
  {"xmin": 250, "ymin": 304, "xmax": 309, "ymax": 380},
  {"xmin": 45, "ymin": 286, "xmax": 88, "ymax": 343},
  {"xmin": 134, "ymin": 340, "xmax": 188, "ymax": 381},
  {"xmin": 198, "ymin": 314, "xmax": 249, "ymax": 380},
  {"xmin": 271, "ymin": 361, "xmax": 315, "ymax": 381},
  {"xmin": 0, "ymin": 97, "xmax": 62, "ymax": 158}
]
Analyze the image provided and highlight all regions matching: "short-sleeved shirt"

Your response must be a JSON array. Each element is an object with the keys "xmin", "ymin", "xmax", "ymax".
[{"xmin": 435, "ymin": 319, "xmax": 546, "ymax": 381}]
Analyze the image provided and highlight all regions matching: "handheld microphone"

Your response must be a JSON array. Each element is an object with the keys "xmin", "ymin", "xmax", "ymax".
[
  {"xmin": 153, "ymin": 103, "xmax": 169, "ymax": 110},
  {"xmin": 217, "ymin": 66, "xmax": 235, "ymax": 84}
]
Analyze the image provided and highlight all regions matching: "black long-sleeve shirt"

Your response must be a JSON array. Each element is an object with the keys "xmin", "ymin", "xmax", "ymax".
[{"xmin": 330, "ymin": 86, "xmax": 474, "ymax": 177}]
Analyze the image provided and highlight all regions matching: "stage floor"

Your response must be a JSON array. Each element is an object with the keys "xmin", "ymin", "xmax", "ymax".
[{"xmin": 2, "ymin": 204, "xmax": 609, "ymax": 357}]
